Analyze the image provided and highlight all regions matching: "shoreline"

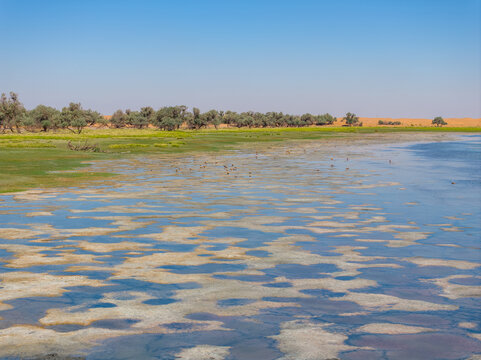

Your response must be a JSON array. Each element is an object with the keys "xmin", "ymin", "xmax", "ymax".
[{"xmin": 1, "ymin": 131, "xmax": 475, "ymax": 195}]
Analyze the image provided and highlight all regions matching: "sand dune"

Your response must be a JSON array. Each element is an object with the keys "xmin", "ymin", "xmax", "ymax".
[
  {"xmin": 335, "ymin": 117, "xmax": 481, "ymax": 127},
  {"xmin": 101, "ymin": 115, "xmax": 481, "ymax": 128}
]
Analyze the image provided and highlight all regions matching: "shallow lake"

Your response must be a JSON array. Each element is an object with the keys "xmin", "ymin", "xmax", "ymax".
[{"xmin": 0, "ymin": 133, "xmax": 479, "ymax": 360}]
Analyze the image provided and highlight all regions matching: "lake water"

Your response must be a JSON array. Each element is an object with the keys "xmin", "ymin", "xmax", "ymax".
[{"xmin": 0, "ymin": 133, "xmax": 479, "ymax": 359}]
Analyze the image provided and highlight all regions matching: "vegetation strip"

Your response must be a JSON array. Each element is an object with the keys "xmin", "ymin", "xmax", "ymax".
[{"xmin": 1, "ymin": 92, "xmax": 479, "ymax": 193}]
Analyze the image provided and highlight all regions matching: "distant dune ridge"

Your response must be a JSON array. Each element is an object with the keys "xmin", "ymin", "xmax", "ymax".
[
  {"xmin": 349, "ymin": 117, "xmax": 481, "ymax": 127},
  {"xmin": 100, "ymin": 115, "xmax": 481, "ymax": 128}
]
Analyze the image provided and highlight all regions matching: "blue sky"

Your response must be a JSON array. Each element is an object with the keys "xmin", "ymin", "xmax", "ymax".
[{"xmin": 1, "ymin": 0, "xmax": 480, "ymax": 117}]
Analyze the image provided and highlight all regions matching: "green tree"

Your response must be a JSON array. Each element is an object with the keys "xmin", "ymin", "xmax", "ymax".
[
  {"xmin": 0, "ymin": 92, "xmax": 25, "ymax": 133},
  {"xmin": 154, "ymin": 107, "xmax": 183, "ymax": 130},
  {"xmin": 187, "ymin": 107, "xmax": 208, "ymax": 129},
  {"xmin": 84, "ymin": 109, "xmax": 102, "ymax": 126},
  {"xmin": 343, "ymin": 112, "xmax": 360, "ymax": 126},
  {"xmin": 202, "ymin": 109, "xmax": 220, "ymax": 129},
  {"xmin": 316, "ymin": 113, "xmax": 336, "ymax": 125},
  {"xmin": 156, "ymin": 117, "xmax": 181, "ymax": 131},
  {"xmin": 137, "ymin": 106, "xmax": 154, "ymax": 128},
  {"xmin": 223, "ymin": 111, "xmax": 240, "ymax": 126},
  {"xmin": 127, "ymin": 108, "xmax": 150, "ymax": 129},
  {"xmin": 110, "ymin": 109, "xmax": 127, "ymax": 128},
  {"xmin": 24, "ymin": 105, "xmax": 60, "ymax": 131},
  {"xmin": 59, "ymin": 103, "xmax": 95, "ymax": 134},
  {"xmin": 300, "ymin": 113, "xmax": 315, "ymax": 126},
  {"xmin": 432, "ymin": 116, "xmax": 447, "ymax": 127}
]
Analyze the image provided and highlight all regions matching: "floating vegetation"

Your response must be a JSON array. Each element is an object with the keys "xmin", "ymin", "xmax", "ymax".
[
  {"xmin": 67, "ymin": 140, "xmax": 101, "ymax": 152},
  {"xmin": 0, "ymin": 140, "xmax": 56, "ymax": 148},
  {"xmin": 107, "ymin": 143, "xmax": 149, "ymax": 149}
]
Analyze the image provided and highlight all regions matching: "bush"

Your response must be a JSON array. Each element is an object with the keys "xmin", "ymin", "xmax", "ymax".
[
  {"xmin": 343, "ymin": 112, "xmax": 360, "ymax": 126},
  {"xmin": 378, "ymin": 120, "xmax": 401, "ymax": 126},
  {"xmin": 432, "ymin": 116, "xmax": 447, "ymax": 127}
]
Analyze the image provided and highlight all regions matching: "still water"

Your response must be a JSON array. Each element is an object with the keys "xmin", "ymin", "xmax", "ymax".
[{"xmin": 0, "ymin": 133, "xmax": 479, "ymax": 359}]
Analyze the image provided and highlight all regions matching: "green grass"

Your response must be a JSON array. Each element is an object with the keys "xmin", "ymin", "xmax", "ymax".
[{"xmin": 1, "ymin": 126, "xmax": 479, "ymax": 193}]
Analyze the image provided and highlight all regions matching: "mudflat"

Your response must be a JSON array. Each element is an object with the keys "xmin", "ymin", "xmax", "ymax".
[{"xmin": 0, "ymin": 132, "xmax": 479, "ymax": 359}]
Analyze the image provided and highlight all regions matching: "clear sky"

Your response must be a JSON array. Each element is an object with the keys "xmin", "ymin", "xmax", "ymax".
[{"xmin": 1, "ymin": 0, "xmax": 480, "ymax": 117}]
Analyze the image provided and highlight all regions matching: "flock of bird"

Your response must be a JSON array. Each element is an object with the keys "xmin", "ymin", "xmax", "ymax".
[{"xmin": 170, "ymin": 150, "xmax": 396, "ymax": 181}]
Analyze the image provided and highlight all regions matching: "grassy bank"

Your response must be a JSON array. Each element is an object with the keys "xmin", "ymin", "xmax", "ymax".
[{"xmin": 1, "ymin": 126, "xmax": 479, "ymax": 193}]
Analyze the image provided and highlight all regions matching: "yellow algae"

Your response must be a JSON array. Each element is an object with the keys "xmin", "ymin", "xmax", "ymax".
[
  {"xmin": 69, "ymin": 205, "xmax": 162, "ymax": 214},
  {"xmin": 278, "ymin": 207, "xmax": 319, "ymax": 214},
  {"xmin": 440, "ymin": 226, "xmax": 463, "ymax": 232},
  {"xmin": 11, "ymin": 190, "xmax": 58, "ymax": 202},
  {"xmin": 0, "ymin": 325, "xmax": 136, "ymax": 358},
  {"xmin": 271, "ymin": 320, "xmax": 360, "ymax": 360},
  {"xmin": 349, "ymin": 205, "xmax": 382, "ymax": 211},
  {"xmin": 0, "ymin": 228, "xmax": 44, "ymax": 240},
  {"xmin": 285, "ymin": 197, "xmax": 343, "ymax": 205},
  {"xmin": 289, "ymin": 277, "xmax": 377, "ymax": 292},
  {"xmin": 0, "ymin": 272, "xmax": 105, "ymax": 310},
  {"xmin": 459, "ymin": 322, "xmax": 477, "ymax": 329},
  {"xmin": 347, "ymin": 181, "xmax": 401, "ymax": 189},
  {"xmin": 39, "ymin": 291, "xmax": 219, "ymax": 329},
  {"xmin": 468, "ymin": 333, "xmax": 481, "ymax": 342},
  {"xmin": 338, "ymin": 311, "xmax": 370, "ymax": 316},
  {"xmin": 422, "ymin": 275, "xmax": 481, "ymax": 299},
  {"xmin": 175, "ymin": 345, "xmax": 230, "ymax": 360},
  {"xmin": 199, "ymin": 216, "xmax": 297, "ymax": 233},
  {"xmin": 403, "ymin": 257, "xmax": 480, "ymax": 270},
  {"xmin": 357, "ymin": 231, "xmax": 430, "ymax": 247},
  {"xmin": 27, "ymin": 216, "xmax": 152, "ymax": 239},
  {"xmin": 139, "ymin": 225, "xmax": 211, "ymax": 243},
  {"xmin": 308, "ymin": 220, "xmax": 357, "ymax": 228},
  {"xmin": 333, "ymin": 292, "xmax": 458, "ymax": 312},
  {"xmin": 39, "ymin": 286, "xmax": 297, "ymax": 329},
  {"xmin": 75, "ymin": 240, "xmax": 154, "ymax": 253},
  {"xmin": 24, "ymin": 211, "xmax": 54, "ymax": 217},
  {"xmin": 0, "ymin": 244, "xmax": 104, "ymax": 268},
  {"xmin": 357, "ymin": 323, "xmax": 435, "ymax": 334},
  {"xmin": 5, "ymin": 251, "xmax": 103, "ymax": 268},
  {"xmin": 445, "ymin": 216, "xmax": 463, "ymax": 220}
]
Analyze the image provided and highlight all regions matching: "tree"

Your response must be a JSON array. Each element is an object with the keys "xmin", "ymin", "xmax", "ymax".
[
  {"xmin": 154, "ymin": 107, "xmax": 184, "ymax": 130},
  {"xmin": 0, "ymin": 92, "xmax": 25, "ymax": 133},
  {"xmin": 238, "ymin": 113, "xmax": 255, "ymax": 128},
  {"xmin": 343, "ymin": 112, "xmax": 360, "ymax": 126},
  {"xmin": 59, "ymin": 103, "xmax": 96, "ymax": 134},
  {"xmin": 223, "ymin": 111, "xmax": 240, "ymax": 126},
  {"xmin": 202, "ymin": 110, "xmax": 220, "ymax": 129},
  {"xmin": 156, "ymin": 117, "xmax": 182, "ymax": 131},
  {"xmin": 315, "ymin": 113, "xmax": 336, "ymax": 125},
  {"xmin": 110, "ymin": 110, "xmax": 127, "ymax": 128},
  {"xmin": 187, "ymin": 107, "xmax": 207, "ymax": 129},
  {"xmin": 432, "ymin": 116, "xmax": 447, "ymax": 127},
  {"xmin": 300, "ymin": 113, "xmax": 315, "ymax": 126},
  {"xmin": 24, "ymin": 105, "xmax": 60, "ymax": 131},
  {"xmin": 127, "ymin": 110, "xmax": 149, "ymax": 129},
  {"xmin": 86, "ymin": 110, "xmax": 102, "ymax": 126},
  {"xmin": 137, "ymin": 106, "xmax": 154, "ymax": 128}
]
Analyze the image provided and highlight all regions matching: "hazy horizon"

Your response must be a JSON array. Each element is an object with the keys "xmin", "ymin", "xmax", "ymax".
[{"xmin": 1, "ymin": 0, "xmax": 480, "ymax": 117}]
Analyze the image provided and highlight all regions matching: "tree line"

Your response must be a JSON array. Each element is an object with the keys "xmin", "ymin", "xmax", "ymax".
[
  {"xmin": 0, "ymin": 92, "xmax": 341, "ymax": 133},
  {"xmin": 0, "ymin": 91, "xmax": 447, "ymax": 133},
  {"xmin": 0, "ymin": 92, "xmax": 103, "ymax": 134}
]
